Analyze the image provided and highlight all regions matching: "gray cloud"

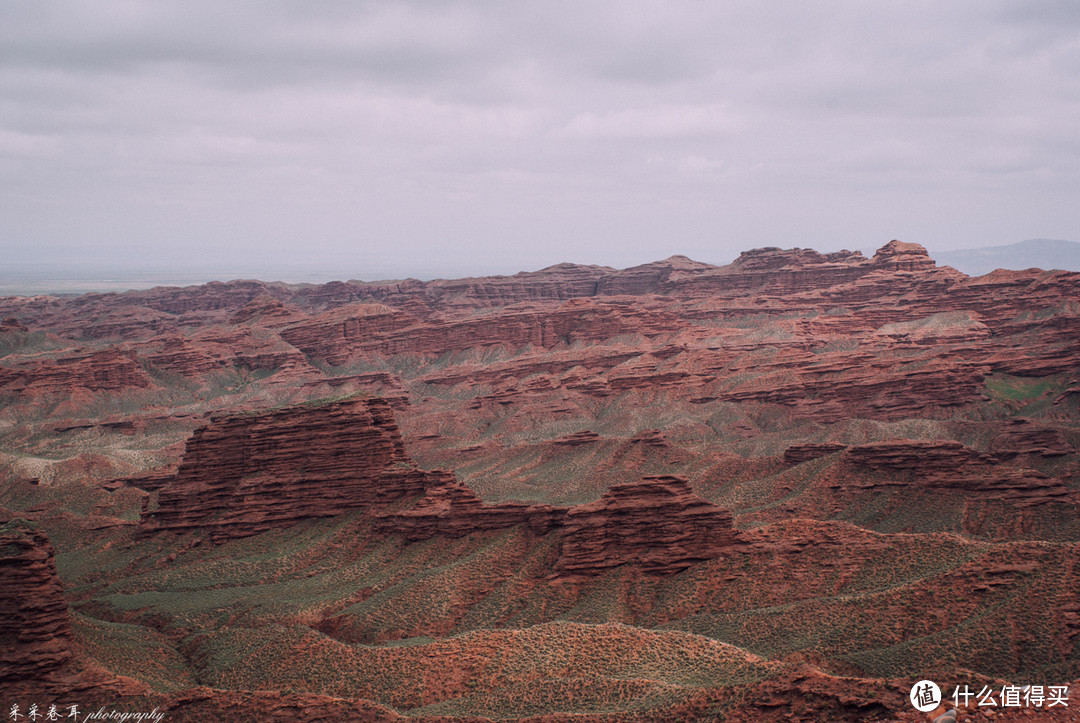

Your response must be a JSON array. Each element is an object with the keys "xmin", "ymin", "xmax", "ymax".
[{"xmin": 1, "ymin": 0, "xmax": 1078, "ymax": 279}]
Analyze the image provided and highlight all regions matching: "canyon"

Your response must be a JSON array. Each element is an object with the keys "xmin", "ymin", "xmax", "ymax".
[{"xmin": 1, "ymin": 240, "xmax": 1078, "ymax": 721}]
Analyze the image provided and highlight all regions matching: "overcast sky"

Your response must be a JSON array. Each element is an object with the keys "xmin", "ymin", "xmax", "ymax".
[{"xmin": 2, "ymin": 1, "xmax": 1079, "ymax": 280}]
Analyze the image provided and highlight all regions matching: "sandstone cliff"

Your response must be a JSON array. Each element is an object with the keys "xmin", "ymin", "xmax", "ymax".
[
  {"xmin": 0, "ymin": 520, "xmax": 73, "ymax": 686},
  {"xmin": 554, "ymin": 475, "xmax": 741, "ymax": 576},
  {"xmin": 846, "ymin": 439, "xmax": 1071, "ymax": 504},
  {"xmin": 139, "ymin": 397, "xmax": 740, "ymax": 575},
  {"xmin": 278, "ymin": 297, "xmax": 680, "ymax": 362},
  {"xmin": 376, "ymin": 474, "xmax": 741, "ymax": 576},
  {"xmin": 139, "ymin": 395, "xmax": 447, "ymax": 541},
  {"xmin": 0, "ymin": 348, "xmax": 152, "ymax": 395},
  {"xmin": 374, "ymin": 477, "xmax": 566, "ymax": 540}
]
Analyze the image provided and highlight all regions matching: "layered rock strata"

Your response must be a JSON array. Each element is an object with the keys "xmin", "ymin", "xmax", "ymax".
[
  {"xmin": 0, "ymin": 520, "xmax": 73, "ymax": 685},
  {"xmin": 0, "ymin": 349, "xmax": 151, "ymax": 395},
  {"xmin": 784, "ymin": 443, "xmax": 848, "ymax": 464},
  {"xmin": 554, "ymin": 476, "xmax": 741, "ymax": 576},
  {"xmin": 375, "ymin": 478, "xmax": 566, "ymax": 541},
  {"xmin": 139, "ymin": 399, "xmax": 740, "ymax": 574},
  {"xmin": 380, "ymin": 475, "xmax": 741, "ymax": 575},
  {"xmin": 717, "ymin": 357, "xmax": 986, "ymax": 422},
  {"xmin": 139, "ymin": 395, "xmax": 447, "ymax": 541},
  {"xmin": 1, "ymin": 317, "xmax": 27, "ymax": 333},
  {"xmin": 992, "ymin": 419, "xmax": 1072, "ymax": 458},
  {"xmin": 279, "ymin": 298, "xmax": 680, "ymax": 361},
  {"xmin": 846, "ymin": 440, "xmax": 1070, "ymax": 504}
]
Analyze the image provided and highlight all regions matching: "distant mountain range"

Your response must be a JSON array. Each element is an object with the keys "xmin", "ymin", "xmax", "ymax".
[{"xmin": 929, "ymin": 238, "xmax": 1080, "ymax": 276}]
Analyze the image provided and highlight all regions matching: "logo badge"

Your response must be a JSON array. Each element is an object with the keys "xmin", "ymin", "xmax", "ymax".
[{"xmin": 910, "ymin": 680, "xmax": 942, "ymax": 712}]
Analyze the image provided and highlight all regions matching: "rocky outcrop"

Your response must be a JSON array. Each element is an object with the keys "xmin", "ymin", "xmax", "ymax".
[
  {"xmin": 873, "ymin": 310, "xmax": 991, "ymax": 345},
  {"xmin": 229, "ymin": 294, "xmax": 309, "ymax": 328},
  {"xmin": 554, "ymin": 476, "xmax": 741, "ymax": 576},
  {"xmin": 942, "ymin": 269, "xmax": 1080, "ymax": 329},
  {"xmin": 869, "ymin": 239, "xmax": 937, "ymax": 272},
  {"xmin": 674, "ymin": 240, "xmax": 933, "ymax": 302},
  {"xmin": 375, "ymin": 477, "xmax": 565, "ymax": 541},
  {"xmin": 377, "ymin": 474, "xmax": 741, "ymax": 576},
  {"xmin": 289, "ymin": 278, "xmax": 430, "ymax": 312},
  {"xmin": 421, "ymin": 347, "xmax": 641, "ymax": 388},
  {"xmin": 142, "ymin": 336, "xmax": 225, "ymax": 377},
  {"xmin": 728, "ymin": 247, "xmax": 833, "ymax": 272},
  {"xmin": 118, "ymin": 465, "xmax": 181, "ymax": 492},
  {"xmin": 846, "ymin": 440, "xmax": 1070, "ymax": 504},
  {"xmin": 1, "ymin": 317, "xmax": 28, "ymax": 333},
  {"xmin": 848, "ymin": 439, "xmax": 995, "ymax": 472},
  {"xmin": 161, "ymin": 689, "xmax": 405, "ymax": 722},
  {"xmin": 731, "ymin": 662, "xmax": 907, "ymax": 722},
  {"xmin": 0, "ymin": 348, "xmax": 152, "ymax": 395},
  {"xmin": 652, "ymin": 243, "xmax": 904, "ymax": 299},
  {"xmin": 718, "ymin": 356, "xmax": 986, "ymax": 422},
  {"xmin": 120, "ymin": 280, "xmax": 286, "ymax": 315},
  {"xmin": 139, "ymin": 395, "xmax": 446, "ymax": 541},
  {"xmin": 420, "ymin": 263, "xmax": 611, "ymax": 309},
  {"xmin": 279, "ymin": 303, "xmax": 422, "ymax": 365},
  {"xmin": 138, "ymin": 397, "xmax": 738, "ymax": 576},
  {"xmin": 8, "ymin": 242, "xmax": 1080, "ymax": 338},
  {"xmin": 120, "ymin": 326, "xmax": 314, "ymax": 380},
  {"xmin": 552, "ymin": 430, "xmax": 603, "ymax": 447},
  {"xmin": 784, "ymin": 443, "xmax": 848, "ymax": 464},
  {"xmin": 993, "ymin": 418, "xmax": 1072, "ymax": 458},
  {"xmin": 281, "ymin": 297, "xmax": 681, "ymax": 361},
  {"xmin": 299, "ymin": 371, "xmax": 410, "ymax": 410},
  {"xmin": 0, "ymin": 520, "xmax": 73, "ymax": 685},
  {"xmin": 78, "ymin": 305, "xmax": 181, "ymax": 340}
]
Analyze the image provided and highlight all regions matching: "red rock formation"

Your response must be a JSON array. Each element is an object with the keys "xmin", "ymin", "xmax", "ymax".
[
  {"xmin": 873, "ymin": 310, "xmax": 991, "ymax": 345},
  {"xmin": 869, "ymin": 239, "xmax": 937, "ymax": 271},
  {"xmin": 142, "ymin": 336, "xmax": 225, "ymax": 377},
  {"xmin": 0, "ymin": 348, "xmax": 152, "ymax": 395},
  {"xmin": 420, "ymin": 262, "xmax": 612, "ymax": 309},
  {"xmin": 846, "ymin": 440, "xmax": 1070, "ymax": 504},
  {"xmin": 554, "ymin": 475, "xmax": 741, "ymax": 576},
  {"xmin": 728, "ymin": 246, "xmax": 832, "ymax": 271},
  {"xmin": 627, "ymin": 429, "xmax": 671, "ymax": 449},
  {"xmin": 118, "ymin": 465, "xmax": 181, "ymax": 492},
  {"xmin": 122, "ymin": 279, "xmax": 287, "ymax": 315},
  {"xmin": 375, "ymin": 477, "xmax": 565, "ymax": 541},
  {"xmin": 289, "ymin": 277, "xmax": 430, "ymax": 312},
  {"xmin": 993, "ymin": 418, "xmax": 1072, "ymax": 458},
  {"xmin": 784, "ymin": 443, "xmax": 848, "ymax": 464},
  {"xmin": 606, "ymin": 354, "xmax": 694, "ymax": 391},
  {"xmin": 718, "ymin": 355, "xmax": 987, "ymax": 422},
  {"xmin": 299, "ymin": 371, "xmax": 410, "ymax": 409},
  {"xmin": 724, "ymin": 662, "xmax": 908, "ymax": 722},
  {"xmin": 6, "ymin": 241, "xmax": 1080, "ymax": 338},
  {"xmin": 281, "ymin": 297, "xmax": 681, "ymax": 361},
  {"xmin": 654, "ymin": 244, "xmax": 884, "ymax": 299},
  {"xmin": 139, "ymin": 395, "xmax": 445, "ymax": 541},
  {"xmin": 590, "ymin": 255, "xmax": 713, "ymax": 296},
  {"xmin": 421, "ymin": 347, "xmax": 641, "ymax": 388},
  {"xmin": 185, "ymin": 327, "xmax": 309, "ymax": 371},
  {"xmin": 942, "ymin": 268, "xmax": 1080, "ymax": 328},
  {"xmin": 78, "ymin": 305, "xmax": 182, "ymax": 340},
  {"xmin": 278, "ymin": 302, "xmax": 421, "ymax": 365},
  {"xmin": 0, "ymin": 520, "xmax": 73, "ymax": 686},
  {"xmin": 137, "ymin": 396, "xmax": 739, "ymax": 577},
  {"xmin": 552, "ymin": 430, "xmax": 602, "ymax": 447},
  {"xmin": 229, "ymin": 293, "xmax": 310, "ymax": 328},
  {"xmin": 162, "ymin": 688, "xmax": 405, "ymax": 722},
  {"xmin": 376, "ymin": 474, "xmax": 741, "ymax": 577},
  {"xmin": 1, "ymin": 316, "xmax": 28, "ymax": 333}
]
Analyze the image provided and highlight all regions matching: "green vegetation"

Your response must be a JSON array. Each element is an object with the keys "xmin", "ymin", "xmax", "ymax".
[{"xmin": 984, "ymin": 373, "xmax": 1057, "ymax": 402}]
